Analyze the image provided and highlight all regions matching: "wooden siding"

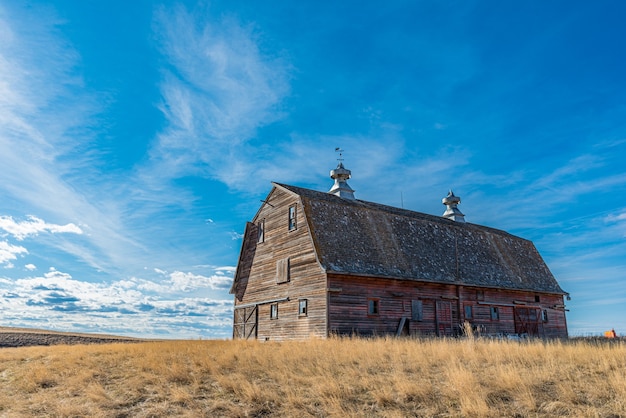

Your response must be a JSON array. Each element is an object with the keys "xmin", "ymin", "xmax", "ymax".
[
  {"xmin": 233, "ymin": 183, "xmax": 568, "ymax": 340},
  {"xmin": 233, "ymin": 187, "xmax": 328, "ymax": 340},
  {"xmin": 327, "ymin": 274, "xmax": 568, "ymax": 338}
]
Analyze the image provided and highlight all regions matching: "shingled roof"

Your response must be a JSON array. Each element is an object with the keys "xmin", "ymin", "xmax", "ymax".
[{"xmin": 274, "ymin": 183, "xmax": 565, "ymax": 295}]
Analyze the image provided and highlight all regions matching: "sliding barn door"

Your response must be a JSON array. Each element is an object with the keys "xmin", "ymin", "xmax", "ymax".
[
  {"xmin": 514, "ymin": 307, "xmax": 540, "ymax": 336},
  {"xmin": 233, "ymin": 306, "xmax": 258, "ymax": 340}
]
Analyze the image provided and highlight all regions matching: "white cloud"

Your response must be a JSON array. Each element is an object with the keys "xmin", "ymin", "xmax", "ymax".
[
  {"xmin": 605, "ymin": 212, "xmax": 626, "ymax": 222},
  {"xmin": 0, "ymin": 240, "xmax": 27, "ymax": 265},
  {"xmin": 230, "ymin": 231, "xmax": 244, "ymax": 240},
  {"xmin": 25, "ymin": 263, "xmax": 36, "ymax": 271},
  {"xmin": 44, "ymin": 267, "xmax": 73, "ymax": 281},
  {"xmin": 147, "ymin": 4, "xmax": 290, "ymax": 188},
  {"xmin": 0, "ymin": 4, "xmax": 142, "ymax": 275},
  {"xmin": 0, "ymin": 268, "xmax": 233, "ymax": 338},
  {"xmin": 604, "ymin": 211, "xmax": 626, "ymax": 237},
  {"xmin": 0, "ymin": 215, "xmax": 82, "ymax": 241},
  {"xmin": 143, "ymin": 268, "xmax": 234, "ymax": 292}
]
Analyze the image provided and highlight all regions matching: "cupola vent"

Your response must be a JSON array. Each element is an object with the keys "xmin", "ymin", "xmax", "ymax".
[
  {"xmin": 442, "ymin": 190, "xmax": 465, "ymax": 222},
  {"xmin": 329, "ymin": 162, "xmax": 356, "ymax": 199}
]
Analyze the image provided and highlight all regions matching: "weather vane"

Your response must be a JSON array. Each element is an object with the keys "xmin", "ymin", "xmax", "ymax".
[{"xmin": 335, "ymin": 147, "xmax": 344, "ymax": 162}]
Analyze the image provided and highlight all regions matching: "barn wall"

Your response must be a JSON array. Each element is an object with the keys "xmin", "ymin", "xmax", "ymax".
[
  {"xmin": 233, "ymin": 187, "xmax": 328, "ymax": 340},
  {"xmin": 327, "ymin": 274, "xmax": 568, "ymax": 338}
]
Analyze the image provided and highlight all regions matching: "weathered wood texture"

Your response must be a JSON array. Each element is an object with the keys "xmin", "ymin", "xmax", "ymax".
[
  {"xmin": 232, "ymin": 183, "xmax": 568, "ymax": 340},
  {"xmin": 327, "ymin": 274, "xmax": 568, "ymax": 338},
  {"xmin": 233, "ymin": 187, "xmax": 327, "ymax": 340}
]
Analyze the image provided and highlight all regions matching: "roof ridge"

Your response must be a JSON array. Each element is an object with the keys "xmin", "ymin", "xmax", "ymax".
[{"xmin": 273, "ymin": 182, "xmax": 519, "ymax": 240}]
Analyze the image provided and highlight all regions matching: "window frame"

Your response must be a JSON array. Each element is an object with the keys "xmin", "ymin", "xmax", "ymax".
[
  {"xmin": 464, "ymin": 304, "xmax": 473, "ymax": 319},
  {"xmin": 270, "ymin": 303, "xmax": 278, "ymax": 320},
  {"xmin": 490, "ymin": 306, "xmax": 500, "ymax": 321},
  {"xmin": 367, "ymin": 298, "xmax": 380, "ymax": 316},
  {"xmin": 298, "ymin": 299, "xmax": 308, "ymax": 316},
  {"xmin": 257, "ymin": 219, "xmax": 265, "ymax": 243},
  {"xmin": 288, "ymin": 205, "xmax": 297, "ymax": 231}
]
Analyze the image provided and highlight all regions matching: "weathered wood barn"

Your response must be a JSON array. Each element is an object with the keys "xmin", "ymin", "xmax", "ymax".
[{"xmin": 231, "ymin": 163, "xmax": 568, "ymax": 340}]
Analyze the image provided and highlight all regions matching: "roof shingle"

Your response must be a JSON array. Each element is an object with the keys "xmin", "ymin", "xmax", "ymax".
[{"xmin": 275, "ymin": 183, "xmax": 565, "ymax": 294}]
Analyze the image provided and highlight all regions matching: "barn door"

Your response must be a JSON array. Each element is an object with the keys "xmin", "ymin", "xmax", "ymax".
[
  {"xmin": 233, "ymin": 305, "xmax": 258, "ymax": 340},
  {"xmin": 436, "ymin": 301, "xmax": 453, "ymax": 337},
  {"xmin": 514, "ymin": 307, "xmax": 539, "ymax": 336}
]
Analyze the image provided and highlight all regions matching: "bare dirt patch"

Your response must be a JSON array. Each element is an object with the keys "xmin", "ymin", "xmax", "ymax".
[{"xmin": 0, "ymin": 327, "xmax": 143, "ymax": 348}]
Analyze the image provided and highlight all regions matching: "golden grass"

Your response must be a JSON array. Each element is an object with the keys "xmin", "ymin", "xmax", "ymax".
[{"xmin": 0, "ymin": 337, "xmax": 624, "ymax": 417}]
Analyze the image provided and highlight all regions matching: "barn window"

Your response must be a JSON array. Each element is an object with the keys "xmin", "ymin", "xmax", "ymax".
[
  {"xmin": 257, "ymin": 219, "xmax": 265, "ymax": 243},
  {"xmin": 490, "ymin": 306, "xmax": 499, "ymax": 320},
  {"xmin": 368, "ymin": 298, "xmax": 380, "ymax": 315},
  {"xmin": 464, "ymin": 305, "xmax": 473, "ymax": 319},
  {"xmin": 542, "ymin": 309, "xmax": 549, "ymax": 322},
  {"xmin": 535, "ymin": 295, "xmax": 540, "ymax": 303},
  {"xmin": 298, "ymin": 299, "xmax": 308, "ymax": 316},
  {"xmin": 476, "ymin": 290, "xmax": 485, "ymax": 301},
  {"xmin": 276, "ymin": 258, "xmax": 290, "ymax": 284},
  {"xmin": 288, "ymin": 205, "xmax": 297, "ymax": 231},
  {"xmin": 270, "ymin": 303, "xmax": 278, "ymax": 319}
]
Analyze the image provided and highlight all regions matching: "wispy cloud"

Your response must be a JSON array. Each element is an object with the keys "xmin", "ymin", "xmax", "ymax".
[
  {"xmin": 606, "ymin": 212, "xmax": 626, "ymax": 224},
  {"xmin": 0, "ymin": 4, "xmax": 134, "ymax": 274},
  {"xmin": 148, "ymin": 4, "xmax": 290, "ymax": 189},
  {"xmin": 0, "ymin": 4, "xmax": 199, "ymax": 279}
]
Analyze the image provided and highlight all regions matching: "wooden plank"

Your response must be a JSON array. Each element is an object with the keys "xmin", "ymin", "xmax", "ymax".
[
  {"xmin": 327, "ymin": 273, "xmax": 567, "ymax": 338},
  {"xmin": 233, "ymin": 187, "xmax": 328, "ymax": 340},
  {"xmin": 396, "ymin": 317, "xmax": 408, "ymax": 336}
]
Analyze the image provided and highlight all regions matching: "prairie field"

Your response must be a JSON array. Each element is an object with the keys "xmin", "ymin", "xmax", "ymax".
[{"xmin": 0, "ymin": 336, "xmax": 624, "ymax": 417}]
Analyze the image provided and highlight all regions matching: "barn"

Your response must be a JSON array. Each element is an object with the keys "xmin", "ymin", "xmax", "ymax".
[{"xmin": 230, "ymin": 162, "xmax": 569, "ymax": 340}]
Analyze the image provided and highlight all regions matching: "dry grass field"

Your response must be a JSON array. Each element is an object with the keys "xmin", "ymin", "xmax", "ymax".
[{"xmin": 0, "ymin": 336, "xmax": 624, "ymax": 417}]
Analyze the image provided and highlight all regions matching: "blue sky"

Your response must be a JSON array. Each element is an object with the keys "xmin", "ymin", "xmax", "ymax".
[{"xmin": 1, "ymin": 1, "xmax": 625, "ymax": 338}]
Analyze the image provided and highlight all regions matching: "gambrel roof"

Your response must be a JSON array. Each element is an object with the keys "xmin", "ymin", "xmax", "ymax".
[{"xmin": 274, "ymin": 183, "xmax": 565, "ymax": 295}]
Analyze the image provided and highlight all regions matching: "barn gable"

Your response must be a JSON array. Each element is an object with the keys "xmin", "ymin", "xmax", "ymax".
[{"xmin": 231, "ymin": 184, "xmax": 329, "ymax": 340}]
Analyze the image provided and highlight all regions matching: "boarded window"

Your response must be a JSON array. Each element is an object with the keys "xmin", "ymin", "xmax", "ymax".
[
  {"xmin": 542, "ymin": 309, "xmax": 549, "ymax": 322},
  {"xmin": 298, "ymin": 299, "xmax": 308, "ymax": 316},
  {"xmin": 411, "ymin": 300, "xmax": 423, "ymax": 321},
  {"xmin": 368, "ymin": 298, "xmax": 379, "ymax": 315},
  {"xmin": 276, "ymin": 258, "xmax": 290, "ymax": 284},
  {"xmin": 257, "ymin": 219, "xmax": 265, "ymax": 243},
  {"xmin": 464, "ymin": 305, "xmax": 473, "ymax": 319},
  {"xmin": 490, "ymin": 306, "xmax": 500, "ymax": 320},
  {"xmin": 270, "ymin": 303, "xmax": 278, "ymax": 319},
  {"xmin": 288, "ymin": 205, "xmax": 297, "ymax": 231}
]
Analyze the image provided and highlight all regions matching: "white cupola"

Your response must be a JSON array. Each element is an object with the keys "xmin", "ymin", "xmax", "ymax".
[
  {"xmin": 442, "ymin": 190, "xmax": 465, "ymax": 222},
  {"xmin": 329, "ymin": 162, "xmax": 356, "ymax": 200}
]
